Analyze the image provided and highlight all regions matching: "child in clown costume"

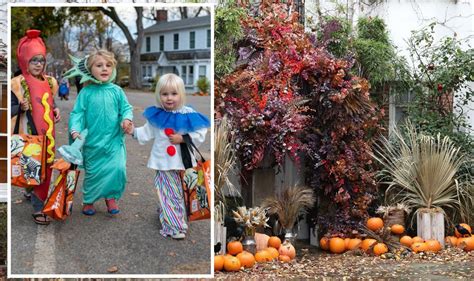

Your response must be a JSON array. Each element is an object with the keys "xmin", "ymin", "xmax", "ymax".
[
  {"xmin": 11, "ymin": 30, "xmax": 61, "ymax": 225},
  {"xmin": 65, "ymin": 49, "xmax": 133, "ymax": 216},
  {"xmin": 131, "ymin": 73, "xmax": 210, "ymax": 240}
]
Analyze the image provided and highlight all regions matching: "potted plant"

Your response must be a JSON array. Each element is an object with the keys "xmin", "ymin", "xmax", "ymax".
[
  {"xmin": 373, "ymin": 122, "xmax": 471, "ymax": 245},
  {"xmin": 232, "ymin": 206, "xmax": 270, "ymax": 254},
  {"xmin": 262, "ymin": 185, "xmax": 315, "ymax": 244}
]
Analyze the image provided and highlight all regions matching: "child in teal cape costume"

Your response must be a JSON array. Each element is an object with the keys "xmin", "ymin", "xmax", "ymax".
[{"xmin": 64, "ymin": 49, "xmax": 133, "ymax": 215}]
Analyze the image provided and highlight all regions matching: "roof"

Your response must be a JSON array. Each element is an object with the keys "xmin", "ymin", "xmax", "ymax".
[
  {"xmin": 140, "ymin": 50, "xmax": 211, "ymax": 62},
  {"xmin": 144, "ymin": 15, "xmax": 210, "ymax": 34}
]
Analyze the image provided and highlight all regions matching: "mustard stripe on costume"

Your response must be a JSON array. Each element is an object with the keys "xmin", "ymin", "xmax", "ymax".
[
  {"xmin": 154, "ymin": 170, "xmax": 188, "ymax": 236},
  {"xmin": 42, "ymin": 92, "xmax": 55, "ymax": 163}
]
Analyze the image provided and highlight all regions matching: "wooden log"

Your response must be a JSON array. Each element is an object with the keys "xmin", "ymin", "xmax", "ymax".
[
  {"xmin": 214, "ymin": 223, "xmax": 227, "ymax": 254},
  {"xmin": 417, "ymin": 208, "xmax": 445, "ymax": 246}
]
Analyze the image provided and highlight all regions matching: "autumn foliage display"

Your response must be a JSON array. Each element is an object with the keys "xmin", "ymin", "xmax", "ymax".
[{"xmin": 216, "ymin": 3, "xmax": 381, "ymax": 234}]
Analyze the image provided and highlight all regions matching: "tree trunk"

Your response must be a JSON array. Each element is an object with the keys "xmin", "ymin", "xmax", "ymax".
[{"xmin": 99, "ymin": 7, "xmax": 143, "ymax": 89}]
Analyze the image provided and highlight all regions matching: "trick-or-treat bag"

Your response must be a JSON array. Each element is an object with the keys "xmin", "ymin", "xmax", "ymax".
[
  {"xmin": 180, "ymin": 135, "xmax": 211, "ymax": 221},
  {"xmin": 42, "ymin": 159, "xmax": 80, "ymax": 220},
  {"xmin": 11, "ymin": 110, "xmax": 47, "ymax": 187}
]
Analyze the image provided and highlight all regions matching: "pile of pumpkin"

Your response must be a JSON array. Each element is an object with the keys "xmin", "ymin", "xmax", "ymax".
[
  {"xmin": 214, "ymin": 236, "xmax": 296, "ymax": 272},
  {"xmin": 319, "ymin": 218, "xmax": 474, "ymax": 255},
  {"xmin": 396, "ymin": 222, "xmax": 474, "ymax": 253}
]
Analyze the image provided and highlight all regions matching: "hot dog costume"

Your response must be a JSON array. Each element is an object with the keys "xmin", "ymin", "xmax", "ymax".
[
  {"xmin": 11, "ymin": 30, "xmax": 58, "ymax": 202},
  {"xmin": 134, "ymin": 105, "xmax": 210, "ymax": 237},
  {"xmin": 65, "ymin": 55, "xmax": 133, "ymax": 204}
]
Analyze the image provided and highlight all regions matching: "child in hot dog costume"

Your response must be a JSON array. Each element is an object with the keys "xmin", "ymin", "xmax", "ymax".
[{"xmin": 11, "ymin": 29, "xmax": 61, "ymax": 225}]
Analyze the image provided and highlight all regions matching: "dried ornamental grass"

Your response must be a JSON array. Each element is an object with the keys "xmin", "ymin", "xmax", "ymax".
[
  {"xmin": 262, "ymin": 186, "xmax": 316, "ymax": 230},
  {"xmin": 214, "ymin": 116, "xmax": 240, "ymax": 223}
]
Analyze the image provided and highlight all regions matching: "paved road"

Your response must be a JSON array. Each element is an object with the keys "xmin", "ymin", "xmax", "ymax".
[{"xmin": 10, "ymin": 88, "xmax": 211, "ymax": 275}]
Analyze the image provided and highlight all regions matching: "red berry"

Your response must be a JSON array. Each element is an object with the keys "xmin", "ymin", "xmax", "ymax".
[{"xmin": 437, "ymin": 84, "xmax": 443, "ymax": 92}]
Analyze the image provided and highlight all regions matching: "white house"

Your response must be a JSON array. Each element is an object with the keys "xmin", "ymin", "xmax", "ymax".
[{"xmin": 141, "ymin": 12, "xmax": 211, "ymax": 92}]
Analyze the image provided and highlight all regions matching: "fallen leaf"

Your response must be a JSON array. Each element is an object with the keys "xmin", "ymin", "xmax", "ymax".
[
  {"xmin": 191, "ymin": 240, "xmax": 196, "ymax": 244},
  {"xmin": 130, "ymin": 192, "xmax": 140, "ymax": 196},
  {"xmin": 107, "ymin": 266, "xmax": 118, "ymax": 273},
  {"xmin": 169, "ymin": 252, "xmax": 176, "ymax": 257},
  {"xmin": 14, "ymin": 199, "xmax": 22, "ymax": 204}
]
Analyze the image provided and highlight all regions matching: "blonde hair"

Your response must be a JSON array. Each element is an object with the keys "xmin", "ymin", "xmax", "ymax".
[
  {"xmin": 155, "ymin": 73, "xmax": 186, "ymax": 108},
  {"xmin": 87, "ymin": 49, "xmax": 117, "ymax": 70}
]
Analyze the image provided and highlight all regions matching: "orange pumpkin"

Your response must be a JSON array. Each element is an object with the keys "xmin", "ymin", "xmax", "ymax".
[
  {"xmin": 367, "ymin": 217, "xmax": 384, "ymax": 231},
  {"xmin": 400, "ymin": 236, "xmax": 413, "ymax": 247},
  {"xmin": 227, "ymin": 241, "xmax": 243, "ymax": 255},
  {"xmin": 329, "ymin": 237, "xmax": 346, "ymax": 254},
  {"xmin": 458, "ymin": 236, "xmax": 474, "ymax": 251},
  {"xmin": 425, "ymin": 240, "xmax": 442, "ymax": 252},
  {"xmin": 347, "ymin": 238, "xmax": 362, "ymax": 250},
  {"xmin": 255, "ymin": 233, "xmax": 270, "ymax": 251},
  {"xmin": 236, "ymin": 251, "xmax": 255, "ymax": 268},
  {"xmin": 455, "ymin": 223, "xmax": 472, "ymax": 238},
  {"xmin": 268, "ymin": 236, "xmax": 282, "ymax": 249},
  {"xmin": 373, "ymin": 243, "xmax": 388, "ymax": 256},
  {"xmin": 255, "ymin": 250, "xmax": 273, "ymax": 263},
  {"xmin": 320, "ymin": 237, "xmax": 330, "ymax": 251},
  {"xmin": 223, "ymin": 255, "xmax": 241, "ymax": 272},
  {"xmin": 344, "ymin": 238, "xmax": 351, "ymax": 249},
  {"xmin": 278, "ymin": 255, "xmax": 291, "ymax": 262},
  {"xmin": 412, "ymin": 236, "xmax": 424, "ymax": 244},
  {"xmin": 278, "ymin": 241, "xmax": 296, "ymax": 259},
  {"xmin": 265, "ymin": 247, "xmax": 280, "ymax": 260},
  {"xmin": 214, "ymin": 255, "xmax": 225, "ymax": 271},
  {"xmin": 361, "ymin": 238, "xmax": 377, "ymax": 252},
  {"xmin": 391, "ymin": 224, "xmax": 405, "ymax": 235},
  {"xmin": 411, "ymin": 242, "xmax": 427, "ymax": 253},
  {"xmin": 445, "ymin": 236, "xmax": 458, "ymax": 247}
]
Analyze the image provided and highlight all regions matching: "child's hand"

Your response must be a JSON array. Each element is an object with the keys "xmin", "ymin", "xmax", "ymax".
[
  {"xmin": 125, "ymin": 123, "xmax": 134, "ymax": 135},
  {"xmin": 20, "ymin": 99, "xmax": 29, "ymax": 111},
  {"xmin": 122, "ymin": 119, "xmax": 134, "ymax": 134},
  {"xmin": 53, "ymin": 108, "xmax": 61, "ymax": 123},
  {"xmin": 169, "ymin": 133, "xmax": 183, "ymax": 144},
  {"xmin": 71, "ymin": 132, "xmax": 81, "ymax": 140}
]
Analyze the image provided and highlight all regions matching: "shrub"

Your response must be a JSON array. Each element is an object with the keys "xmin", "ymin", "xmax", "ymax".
[{"xmin": 197, "ymin": 77, "xmax": 210, "ymax": 94}]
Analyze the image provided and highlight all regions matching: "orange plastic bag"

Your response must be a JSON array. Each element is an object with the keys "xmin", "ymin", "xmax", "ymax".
[
  {"xmin": 42, "ymin": 161, "xmax": 79, "ymax": 220},
  {"xmin": 11, "ymin": 110, "xmax": 47, "ymax": 187},
  {"xmin": 181, "ymin": 159, "xmax": 211, "ymax": 221}
]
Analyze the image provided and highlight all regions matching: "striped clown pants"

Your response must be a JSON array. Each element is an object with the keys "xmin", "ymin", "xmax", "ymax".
[{"xmin": 154, "ymin": 170, "xmax": 188, "ymax": 237}]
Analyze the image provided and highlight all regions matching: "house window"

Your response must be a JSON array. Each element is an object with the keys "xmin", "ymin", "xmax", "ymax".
[
  {"xmin": 389, "ymin": 89, "xmax": 414, "ymax": 134},
  {"xmin": 181, "ymin": 66, "xmax": 187, "ymax": 84},
  {"xmin": 199, "ymin": 65, "xmax": 206, "ymax": 78},
  {"xmin": 148, "ymin": 66, "xmax": 152, "ymax": 77},
  {"xmin": 142, "ymin": 66, "xmax": 147, "ymax": 78},
  {"xmin": 159, "ymin": 35, "xmax": 164, "ymax": 51},
  {"xmin": 188, "ymin": 65, "xmax": 194, "ymax": 85},
  {"xmin": 146, "ymin": 36, "xmax": 151, "ymax": 52},
  {"xmin": 207, "ymin": 29, "xmax": 211, "ymax": 48},
  {"xmin": 174, "ymin": 33, "xmax": 179, "ymax": 50},
  {"xmin": 190, "ymin": 31, "xmax": 195, "ymax": 49}
]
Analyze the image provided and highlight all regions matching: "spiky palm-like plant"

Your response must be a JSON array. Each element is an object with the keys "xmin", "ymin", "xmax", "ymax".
[
  {"xmin": 262, "ymin": 186, "xmax": 316, "ymax": 231},
  {"xmin": 372, "ymin": 122, "xmax": 473, "ymax": 223}
]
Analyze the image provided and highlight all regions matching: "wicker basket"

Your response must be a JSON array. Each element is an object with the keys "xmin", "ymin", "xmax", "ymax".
[{"xmin": 383, "ymin": 209, "xmax": 405, "ymax": 227}]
